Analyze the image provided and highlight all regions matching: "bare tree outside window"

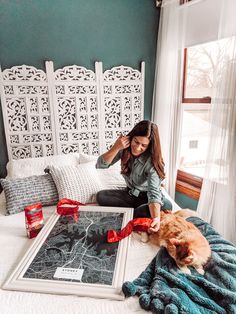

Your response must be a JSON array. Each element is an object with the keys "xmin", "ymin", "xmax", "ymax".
[{"xmin": 185, "ymin": 38, "xmax": 233, "ymax": 100}]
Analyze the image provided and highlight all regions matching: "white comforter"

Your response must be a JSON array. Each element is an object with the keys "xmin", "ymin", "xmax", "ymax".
[{"xmin": 0, "ymin": 194, "xmax": 180, "ymax": 314}]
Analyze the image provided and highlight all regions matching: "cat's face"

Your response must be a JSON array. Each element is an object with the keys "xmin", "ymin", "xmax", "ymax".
[{"xmin": 168, "ymin": 238, "xmax": 196, "ymax": 267}]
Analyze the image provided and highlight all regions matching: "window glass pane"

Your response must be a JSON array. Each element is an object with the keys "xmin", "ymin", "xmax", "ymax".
[
  {"xmin": 179, "ymin": 106, "xmax": 210, "ymax": 177},
  {"xmin": 185, "ymin": 38, "xmax": 232, "ymax": 99}
]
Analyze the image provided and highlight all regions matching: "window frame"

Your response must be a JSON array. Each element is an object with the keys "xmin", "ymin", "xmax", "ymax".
[
  {"xmin": 182, "ymin": 48, "xmax": 212, "ymax": 104},
  {"xmin": 177, "ymin": 46, "xmax": 212, "ymax": 199}
]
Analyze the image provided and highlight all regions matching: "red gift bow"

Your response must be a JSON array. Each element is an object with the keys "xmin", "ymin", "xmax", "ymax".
[
  {"xmin": 56, "ymin": 198, "xmax": 84, "ymax": 219},
  {"xmin": 107, "ymin": 217, "xmax": 153, "ymax": 243}
]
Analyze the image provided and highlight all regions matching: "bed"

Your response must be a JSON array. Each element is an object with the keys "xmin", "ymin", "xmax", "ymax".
[
  {"xmin": 0, "ymin": 153, "xmax": 181, "ymax": 314},
  {"xmin": 0, "ymin": 62, "xmax": 179, "ymax": 313},
  {"xmin": 1, "ymin": 62, "xmax": 236, "ymax": 314}
]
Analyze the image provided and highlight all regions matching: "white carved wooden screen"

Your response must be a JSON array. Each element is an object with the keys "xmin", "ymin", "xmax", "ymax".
[
  {"xmin": 101, "ymin": 64, "xmax": 145, "ymax": 151},
  {"xmin": 46, "ymin": 62, "xmax": 101, "ymax": 156},
  {"xmin": 0, "ymin": 62, "xmax": 144, "ymax": 160},
  {"xmin": 0, "ymin": 65, "xmax": 57, "ymax": 159}
]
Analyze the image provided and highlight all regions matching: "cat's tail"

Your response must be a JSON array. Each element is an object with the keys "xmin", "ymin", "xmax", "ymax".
[{"xmin": 174, "ymin": 208, "xmax": 200, "ymax": 219}]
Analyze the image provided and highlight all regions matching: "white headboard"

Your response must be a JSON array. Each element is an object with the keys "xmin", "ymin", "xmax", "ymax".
[{"xmin": 0, "ymin": 61, "xmax": 145, "ymax": 160}]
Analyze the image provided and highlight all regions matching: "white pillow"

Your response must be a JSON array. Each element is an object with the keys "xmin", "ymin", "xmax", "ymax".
[
  {"xmin": 97, "ymin": 167, "xmax": 126, "ymax": 190},
  {"xmin": 48, "ymin": 163, "xmax": 105, "ymax": 204},
  {"xmin": 79, "ymin": 153, "xmax": 97, "ymax": 164},
  {"xmin": 7, "ymin": 153, "xmax": 80, "ymax": 178},
  {"xmin": 79, "ymin": 153, "xmax": 126, "ymax": 190}
]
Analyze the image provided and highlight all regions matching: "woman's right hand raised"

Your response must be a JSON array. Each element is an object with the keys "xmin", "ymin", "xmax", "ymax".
[
  {"xmin": 113, "ymin": 135, "xmax": 130, "ymax": 151},
  {"xmin": 100, "ymin": 134, "xmax": 130, "ymax": 165}
]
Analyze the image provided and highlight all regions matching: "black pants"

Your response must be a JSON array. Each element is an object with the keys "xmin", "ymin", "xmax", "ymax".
[{"xmin": 96, "ymin": 188, "xmax": 173, "ymax": 218}]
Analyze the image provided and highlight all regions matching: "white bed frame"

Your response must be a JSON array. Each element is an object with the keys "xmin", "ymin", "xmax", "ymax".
[{"xmin": 0, "ymin": 62, "xmax": 145, "ymax": 160}]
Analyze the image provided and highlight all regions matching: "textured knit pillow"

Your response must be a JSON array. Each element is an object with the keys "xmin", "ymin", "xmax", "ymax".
[
  {"xmin": 0, "ymin": 174, "xmax": 59, "ymax": 215},
  {"xmin": 48, "ymin": 163, "xmax": 105, "ymax": 204}
]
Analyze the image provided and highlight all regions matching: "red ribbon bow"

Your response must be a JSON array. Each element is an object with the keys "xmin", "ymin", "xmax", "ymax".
[
  {"xmin": 107, "ymin": 217, "xmax": 153, "ymax": 243},
  {"xmin": 56, "ymin": 198, "xmax": 84, "ymax": 222}
]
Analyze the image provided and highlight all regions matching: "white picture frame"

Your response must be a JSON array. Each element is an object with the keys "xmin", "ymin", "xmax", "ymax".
[{"xmin": 3, "ymin": 205, "xmax": 133, "ymax": 300}]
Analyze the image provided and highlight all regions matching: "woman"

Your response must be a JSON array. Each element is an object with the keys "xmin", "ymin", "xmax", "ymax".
[{"xmin": 96, "ymin": 120, "xmax": 172, "ymax": 232}]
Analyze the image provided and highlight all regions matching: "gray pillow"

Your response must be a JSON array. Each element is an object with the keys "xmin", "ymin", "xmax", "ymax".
[{"xmin": 0, "ymin": 174, "xmax": 59, "ymax": 215}]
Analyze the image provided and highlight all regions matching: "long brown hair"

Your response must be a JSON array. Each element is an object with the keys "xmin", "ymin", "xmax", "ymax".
[{"xmin": 121, "ymin": 120, "xmax": 165, "ymax": 180}]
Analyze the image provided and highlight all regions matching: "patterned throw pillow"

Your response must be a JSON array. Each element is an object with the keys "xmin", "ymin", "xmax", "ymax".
[
  {"xmin": 47, "ymin": 163, "xmax": 105, "ymax": 204},
  {"xmin": 0, "ymin": 174, "xmax": 59, "ymax": 215}
]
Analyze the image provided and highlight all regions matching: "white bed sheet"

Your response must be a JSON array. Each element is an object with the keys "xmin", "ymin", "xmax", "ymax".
[{"xmin": 0, "ymin": 194, "xmax": 180, "ymax": 314}]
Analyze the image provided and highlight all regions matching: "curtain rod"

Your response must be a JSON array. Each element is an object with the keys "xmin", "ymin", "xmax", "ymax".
[{"xmin": 159, "ymin": 0, "xmax": 205, "ymax": 8}]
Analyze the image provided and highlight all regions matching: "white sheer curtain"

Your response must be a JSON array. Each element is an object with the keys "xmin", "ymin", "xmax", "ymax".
[
  {"xmin": 197, "ymin": 0, "xmax": 236, "ymax": 244},
  {"xmin": 152, "ymin": 0, "xmax": 185, "ymax": 198},
  {"xmin": 153, "ymin": 0, "xmax": 236, "ymax": 243}
]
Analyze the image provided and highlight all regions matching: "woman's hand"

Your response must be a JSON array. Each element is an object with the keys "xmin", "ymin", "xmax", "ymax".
[
  {"xmin": 101, "ymin": 134, "xmax": 130, "ymax": 165},
  {"xmin": 113, "ymin": 134, "xmax": 130, "ymax": 151},
  {"xmin": 149, "ymin": 216, "xmax": 160, "ymax": 233},
  {"xmin": 148, "ymin": 202, "xmax": 161, "ymax": 233}
]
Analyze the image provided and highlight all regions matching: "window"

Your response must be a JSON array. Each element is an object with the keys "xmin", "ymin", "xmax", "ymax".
[
  {"xmin": 182, "ymin": 47, "xmax": 212, "ymax": 103},
  {"xmin": 177, "ymin": 37, "xmax": 232, "ymax": 197},
  {"xmin": 179, "ymin": 103, "xmax": 211, "ymax": 177},
  {"xmin": 179, "ymin": 38, "xmax": 231, "ymax": 178},
  {"xmin": 189, "ymin": 140, "xmax": 198, "ymax": 149}
]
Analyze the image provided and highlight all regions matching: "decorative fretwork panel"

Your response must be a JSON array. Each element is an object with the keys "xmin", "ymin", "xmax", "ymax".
[
  {"xmin": 50, "ymin": 63, "xmax": 100, "ymax": 156},
  {"xmin": 102, "ymin": 64, "xmax": 145, "ymax": 150},
  {"xmin": 2, "ymin": 65, "xmax": 47, "ymax": 82},
  {"xmin": 0, "ymin": 65, "xmax": 56, "ymax": 159},
  {"xmin": 0, "ymin": 62, "xmax": 145, "ymax": 160}
]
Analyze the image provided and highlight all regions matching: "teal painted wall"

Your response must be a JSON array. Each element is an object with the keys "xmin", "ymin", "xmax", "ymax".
[
  {"xmin": 0, "ymin": 0, "xmax": 160, "ymax": 178},
  {"xmin": 175, "ymin": 192, "xmax": 198, "ymax": 211}
]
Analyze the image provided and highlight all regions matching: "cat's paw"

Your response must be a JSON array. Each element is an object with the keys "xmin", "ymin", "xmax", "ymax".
[
  {"xmin": 140, "ymin": 232, "xmax": 149, "ymax": 243},
  {"xmin": 195, "ymin": 267, "xmax": 205, "ymax": 275},
  {"xmin": 132, "ymin": 231, "xmax": 149, "ymax": 243},
  {"xmin": 178, "ymin": 266, "xmax": 191, "ymax": 274}
]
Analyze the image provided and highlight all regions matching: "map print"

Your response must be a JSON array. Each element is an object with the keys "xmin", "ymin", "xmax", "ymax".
[{"xmin": 23, "ymin": 211, "xmax": 124, "ymax": 285}]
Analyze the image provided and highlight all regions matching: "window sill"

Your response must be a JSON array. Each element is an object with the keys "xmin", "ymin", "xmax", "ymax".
[
  {"xmin": 175, "ymin": 170, "xmax": 203, "ymax": 200},
  {"xmin": 182, "ymin": 97, "xmax": 211, "ymax": 104}
]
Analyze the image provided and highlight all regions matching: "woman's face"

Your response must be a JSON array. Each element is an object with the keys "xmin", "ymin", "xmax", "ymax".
[{"xmin": 130, "ymin": 136, "xmax": 150, "ymax": 157}]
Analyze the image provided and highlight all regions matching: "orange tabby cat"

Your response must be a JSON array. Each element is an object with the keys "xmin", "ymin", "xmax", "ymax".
[{"xmin": 149, "ymin": 210, "xmax": 211, "ymax": 274}]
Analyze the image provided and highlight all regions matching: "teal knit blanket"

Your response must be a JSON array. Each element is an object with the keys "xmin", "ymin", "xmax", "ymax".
[{"xmin": 122, "ymin": 217, "xmax": 236, "ymax": 314}]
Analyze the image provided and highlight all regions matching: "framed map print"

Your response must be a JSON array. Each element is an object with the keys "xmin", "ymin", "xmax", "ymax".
[{"xmin": 3, "ymin": 205, "xmax": 133, "ymax": 300}]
